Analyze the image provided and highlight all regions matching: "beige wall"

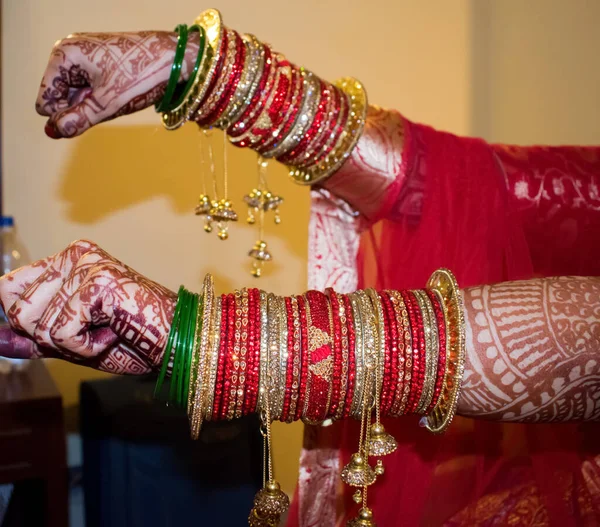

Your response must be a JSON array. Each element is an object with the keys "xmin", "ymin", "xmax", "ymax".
[{"xmin": 3, "ymin": 0, "xmax": 597, "ymax": 495}]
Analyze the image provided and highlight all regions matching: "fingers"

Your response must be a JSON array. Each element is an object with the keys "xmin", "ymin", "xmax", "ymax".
[
  {"xmin": 2, "ymin": 240, "xmax": 100, "ymax": 335},
  {"xmin": 0, "ymin": 326, "xmax": 39, "ymax": 359},
  {"xmin": 48, "ymin": 94, "xmax": 112, "ymax": 139},
  {"xmin": 35, "ymin": 43, "xmax": 89, "ymax": 118}
]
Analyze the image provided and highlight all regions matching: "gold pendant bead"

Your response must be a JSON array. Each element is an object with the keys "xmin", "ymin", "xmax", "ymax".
[
  {"xmin": 341, "ymin": 453, "xmax": 377, "ymax": 487},
  {"xmin": 374, "ymin": 459, "xmax": 385, "ymax": 476},
  {"xmin": 254, "ymin": 481, "xmax": 290, "ymax": 518},
  {"xmin": 352, "ymin": 490, "xmax": 362, "ymax": 503},
  {"xmin": 367, "ymin": 423, "xmax": 398, "ymax": 457},
  {"xmin": 347, "ymin": 507, "xmax": 377, "ymax": 527}
]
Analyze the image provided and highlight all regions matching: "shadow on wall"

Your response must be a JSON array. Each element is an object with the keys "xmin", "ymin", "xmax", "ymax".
[{"xmin": 57, "ymin": 123, "xmax": 310, "ymax": 261}]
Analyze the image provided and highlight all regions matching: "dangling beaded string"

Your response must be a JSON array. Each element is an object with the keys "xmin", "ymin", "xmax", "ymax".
[
  {"xmin": 248, "ymin": 398, "xmax": 289, "ymax": 525},
  {"xmin": 366, "ymin": 290, "xmax": 397, "ymax": 461},
  {"xmin": 214, "ymin": 124, "xmax": 238, "ymax": 240},
  {"xmin": 247, "ymin": 155, "xmax": 283, "ymax": 277},
  {"xmin": 195, "ymin": 129, "xmax": 213, "ymax": 229}
]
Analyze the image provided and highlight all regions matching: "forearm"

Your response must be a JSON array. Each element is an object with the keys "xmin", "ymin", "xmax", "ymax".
[
  {"xmin": 458, "ymin": 276, "xmax": 600, "ymax": 422},
  {"xmin": 164, "ymin": 275, "xmax": 600, "ymax": 430}
]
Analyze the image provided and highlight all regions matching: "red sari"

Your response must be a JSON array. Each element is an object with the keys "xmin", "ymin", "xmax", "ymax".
[{"xmin": 287, "ymin": 109, "xmax": 600, "ymax": 526}]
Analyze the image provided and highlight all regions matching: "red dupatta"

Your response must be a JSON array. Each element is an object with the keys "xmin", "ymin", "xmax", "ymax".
[{"xmin": 289, "ymin": 115, "xmax": 600, "ymax": 526}]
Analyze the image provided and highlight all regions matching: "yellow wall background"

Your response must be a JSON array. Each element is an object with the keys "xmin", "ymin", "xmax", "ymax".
[{"xmin": 3, "ymin": 0, "xmax": 599, "ymax": 495}]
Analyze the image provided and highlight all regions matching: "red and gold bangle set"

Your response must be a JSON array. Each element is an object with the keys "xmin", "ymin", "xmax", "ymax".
[
  {"xmin": 160, "ymin": 9, "xmax": 368, "ymax": 277},
  {"xmin": 162, "ymin": 9, "xmax": 367, "ymax": 184},
  {"xmin": 187, "ymin": 269, "xmax": 466, "ymax": 526}
]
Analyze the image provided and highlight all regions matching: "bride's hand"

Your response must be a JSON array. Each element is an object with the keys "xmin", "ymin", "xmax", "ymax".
[
  {"xmin": 0, "ymin": 240, "xmax": 175, "ymax": 374},
  {"xmin": 36, "ymin": 30, "xmax": 197, "ymax": 139}
]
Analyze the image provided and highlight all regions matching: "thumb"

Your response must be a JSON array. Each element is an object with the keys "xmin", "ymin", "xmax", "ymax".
[
  {"xmin": 0, "ymin": 326, "xmax": 38, "ymax": 359},
  {"xmin": 49, "ymin": 91, "xmax": 110, "ymax": 139}
]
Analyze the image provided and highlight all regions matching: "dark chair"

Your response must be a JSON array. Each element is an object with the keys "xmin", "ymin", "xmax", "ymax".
[{"xmin": 80, "ymin": 376, "xmax": 262, "ymax": 527}]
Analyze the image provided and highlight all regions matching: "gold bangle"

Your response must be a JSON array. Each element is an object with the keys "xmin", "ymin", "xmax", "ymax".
[
  {"xmin": 263, "ymin": 71, "xmax": 320, "ymax": 159},
  {"xmin": 204, "ymin": 295, "xmax": 221, "ymax": 420},
  {"xmin": 161, "ymin": 8, "xmax": 222, "ymax": 131},
  {"xmin": 190, "ymin": 273, "xmax": 215, "ymax": 439},
  {"xmin": 413, "ymin": 290, "xmax": 437, "ymax": 414},
  {"xmin": 333, "ymin": 291, "xmax": 349, "ymax": 422},
  {"xmin": 187, "ymin": 292, "xmax": 203, "ymax": 420},
  {"xmin": 195, "ymin": 28, "xmax": 239, "ymax": 124},
  {"xmin": 386, "ymin": 291, "xmax": 412, "ymax": 417},
  {"xmin": 349, "ymin": 292, "xmax": 365, "ymax": 419},
  {"xmin": 288, "ymin": 296, "xmax": 302, "ymax": 422},
  {"xmin": 366, "ymin": 289, "xmax": 386, "ymax": 418},
  {"xmin": 214, "ymin": 33, "xmax": 263, "ymax": 129},
  {"xmin": 275, "ymin": 296, "xmax": 288, "ymax": 421},
  {"xmin": 422, "ymin": 269, "xmax": 466, "ymax": 434},
  {"xmin": 355, "ymin": 290, "xmax": 377, "ymax": 412},
  {"xmin": 288, "ymin": 77, "xmax": 367, "ymax": 186}
]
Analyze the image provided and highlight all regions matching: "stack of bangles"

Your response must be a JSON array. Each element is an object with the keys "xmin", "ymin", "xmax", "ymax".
[
  {"xmin": 154, "ymin": 269, "xmax": 466, "ymax": 527},
  {"xmin": 156, "ymin": 8, "xmax": 367, "ymax": 186}
]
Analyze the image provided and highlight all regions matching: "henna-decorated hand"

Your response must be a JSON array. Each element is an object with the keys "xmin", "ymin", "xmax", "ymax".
[
  {"xmin": 0, "ymin": 240, "xmax": 175, "ymax": 374},
  {"xmin": 36, "ymin": 31, "xmax": 199, "ymax": 139}
]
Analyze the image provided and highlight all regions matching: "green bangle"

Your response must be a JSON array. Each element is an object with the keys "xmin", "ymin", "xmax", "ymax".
[
  {"xmin": 154, "ymin": 285, "xmax": 184, "ymax": 398},
  {"xmin": 155, "ymin": 24, "xmax": 189, "ymax": 113},
  {"xmin": 185, "ymin": 295, "xmax": 203, "ymax": 409},
  {"xmin": 179, "ymin": 294, "xmax": 198, "ymax": 406},
  {"xmin": 170, "ymin": 289, "xmax": 192, "ymax": 404},
  {"xmin": 167, "ymin": 24, "xmax": 206, "ymax": 112}
]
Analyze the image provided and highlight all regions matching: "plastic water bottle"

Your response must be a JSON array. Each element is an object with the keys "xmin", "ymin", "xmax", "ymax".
[{"xmin": 0, "ymin": 216, "xmax": 30, "ymax": 374}]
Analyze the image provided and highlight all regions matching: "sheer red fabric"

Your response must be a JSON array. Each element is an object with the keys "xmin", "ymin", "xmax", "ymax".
[{"xmin": 288, "ymin": 116, "xmax": 600, "ymax": 526}]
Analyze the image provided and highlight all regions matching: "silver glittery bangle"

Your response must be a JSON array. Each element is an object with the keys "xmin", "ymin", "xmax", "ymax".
[
  {"xmin": 413, "ymin": 290, "xmax": 437, "ymax": 415},
  {"xmin": 262, "ymin": 72, "xmax": 320, "ymax": 159},
  {"xmin": 205, "ymin": 296, "xmax": 222, "ymax": 420},
  {"xmin": 257, "ymin": 290, "xmax": 269, "ymax": 413},
  {"xmin": 349, "ymin": 293, "xmax": 365, "ymax": 419},
  {"xmin": 214, "ymin": 33, "xmax": 263, "ymax": 129}
]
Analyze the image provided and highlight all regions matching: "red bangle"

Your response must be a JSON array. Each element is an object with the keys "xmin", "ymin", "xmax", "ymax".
[
  {"xmin": 295, "ymin": 295, "xmax": 310, "ymax": 422},
  {"xmin": 426, "ymin": 289, "xmax": 447, "ymax": 413},
  {"xmin": 244, "ymin": 289, "xmax": 261, "ymax": 414},
  {"xmin": 213, "ymin": 293, "xmax": 232, "ymax": 420},
  {"xmin": 294, "ymin": 82, "xmax": 340, "ymax": 168},
  {"xmin": 302, "ymin": 290, "xmax": 334, "ymax": 424},
  {"xmin": 280, "ymin": 297, "xmax": 294, "ymax": 422},
  {"xmin": 379, "ymin": 291, "xmax": 398, "ymax": 417},
  {"xmin": 194, "ymin": 29, "xmax": 229, "ymax": 121},
  {"xmin": 228, "ymin": 45, "xmax": 274, "ymax": 139},
  {"xmin": 198, "ymin": 30, "xmax": 246, "ymax": 127},
  {"xmin": 242, "ymin": 289, "xmax": 255, "ymax": 416},
  {"xmin": 242, "ymin": 58, "xmax": 293, "ymax": 149},
  {"xmin": 288, "ymin": 296, "xmax": 302, "ymax": 422},
  {"xmin": 276, "ymin": 80, "xmax": 331, "ymax": 164},
  {"xmin": 308, "ymin": 85, "xmax": 350, "ymax": 169},
  {"xmin": 325, "ymin": 289, "xmax": 343, "ymax": 421},
  {"xmin": 342, "ymin": 293, "xmax": 356, "ymax": 419},
  {"xmin": 401, "ymin": 290, "xmax": 424, "ymax": 414},
  {"xmin": 219, "ymin": 292, "xmax": 237, "ymax": 420},
  {"xmin": 257, "ymin": 64, "xmax": 303, "ymax": 154}
]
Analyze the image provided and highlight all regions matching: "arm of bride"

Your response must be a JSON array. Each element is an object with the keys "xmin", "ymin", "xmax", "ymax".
[{"xmin": 0, "ymin": 241, "xmax": 598, "ymax": 423}]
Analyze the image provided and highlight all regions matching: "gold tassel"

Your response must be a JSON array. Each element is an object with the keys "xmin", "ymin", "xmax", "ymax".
[
  {"xmin": 367, "ymin": 422, "xmax": 398, "ymax": 457},
  {"xmin": 346, "ymin": 507, "xmax": 377, "ymax": 527}
]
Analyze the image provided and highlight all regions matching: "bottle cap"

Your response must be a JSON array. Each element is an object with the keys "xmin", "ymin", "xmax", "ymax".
[{"xmin": 0, "ymin": 216, "xmax": 14, "ymax": 228}]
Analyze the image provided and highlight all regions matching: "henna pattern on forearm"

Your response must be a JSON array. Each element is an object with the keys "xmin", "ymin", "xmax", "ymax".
[{"xmin": 459, "ymin": 276, "xmax": 600, "ymax": 422}]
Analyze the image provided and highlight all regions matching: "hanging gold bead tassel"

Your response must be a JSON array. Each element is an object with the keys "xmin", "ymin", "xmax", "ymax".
[
  {"xmin": 347, "ymin": 506, "xmax": 377, "ymax": 527},
  {"xmin": 341, "ymin": 368, "xmax": 377, "ymax": 488},
  {"xmin": 366, "ymin": 290, "xmax": 398, "ymax": 458},
  {"xmin": 194, "ymin": 128, "xmax": 214, "ymax": 232},
  {"xmin": 248, "ymin": 400, "xmax": 289, "ymax": 525},
  {"xmin": 245, "ymin": 156, "xmax": 283, "ymax": 277}
]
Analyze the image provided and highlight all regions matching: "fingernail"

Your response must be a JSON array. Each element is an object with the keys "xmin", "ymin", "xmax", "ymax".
[{"xmin": 45, "ymin": 122, "xmax": 61, "ymax": 139}]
